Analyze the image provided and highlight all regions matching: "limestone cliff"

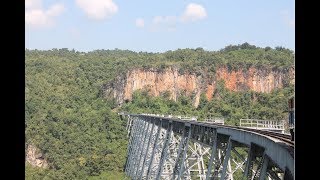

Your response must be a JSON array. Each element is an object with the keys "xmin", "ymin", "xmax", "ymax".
[
  {"xmin": 26, "ymin": 144, "xmax": 48, "ymax": 168},
  {"xmin": 103, "ymin": 66, "xmax": 294, "ymax": 107}
]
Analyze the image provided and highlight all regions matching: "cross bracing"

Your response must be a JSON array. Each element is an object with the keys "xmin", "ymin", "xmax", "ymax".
[{"xmin": 122, "ymin": 114, "xmax": 294, "ymax": 180}]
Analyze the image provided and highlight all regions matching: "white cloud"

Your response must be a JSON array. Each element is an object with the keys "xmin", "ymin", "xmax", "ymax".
[
  {"xmin": 25, "ymin": 0, "xmax": 65, "ymax": 29},
  {"xmin": 25, "ymin": 0, "xmax": 42, "ymax": 9},
  {"xmin": 135, "ymin": 18, "xmax": 145, "ymax": 28},
  {"xmin": 152, "ymin": 16, "xmax": 177, "ymax": 25},
  {"xmin": 75, "ymin": 0, "xmax": 118, "ymax": 20},
  {"xmin": 46, "ymin": 3, "xmax": 65, "ymax": 17},
  {"xmin": 151, "ymin": 16, "xmax": 177, "ymax": 32},
  {"xmin": 181, "ymin": 3, "xmax": 207, "ymax": 22},
  {"xmin": 146, "ymin": 3, "xmax": 207, "ymax": 32},
  {"xmin": 152, "ymin": 3, "xmax": 207, "ymax": 25},
  {"xmin": 289, "ymin": 19, "xmax": 295, "ymax": 27},
  {"xmin": 281, "ymin": 10, "xmax": 295, "ymax": 28},
  {"xmin": 26, "ymin": 10, "xmax": 51, "ymax": 27}
]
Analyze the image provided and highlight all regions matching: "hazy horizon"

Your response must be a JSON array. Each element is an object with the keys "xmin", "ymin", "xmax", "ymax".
[{"xmin": 25, "ymin": 43, "xmax": 294, "ymax": 53}]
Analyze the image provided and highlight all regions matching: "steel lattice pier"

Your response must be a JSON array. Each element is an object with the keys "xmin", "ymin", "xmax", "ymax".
[{"xmin": 123, "ymin": 114, "xmax": 294, "ymax": 180}]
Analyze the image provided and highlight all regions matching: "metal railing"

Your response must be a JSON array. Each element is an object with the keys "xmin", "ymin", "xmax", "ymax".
[
  {"xmin": 140, "ymin": 113, "xmax": 198, "ymax": 121},
  {"xmin": 240, "ymin": 119, "xmax": 285, "ymax": 130},
  {"xmin": 122, "ymin": 114, "xmax": 294, "ymax": 180},
  {"xmin": 204, "ymin": 117, "xmax": 225, "ymax": 125}
]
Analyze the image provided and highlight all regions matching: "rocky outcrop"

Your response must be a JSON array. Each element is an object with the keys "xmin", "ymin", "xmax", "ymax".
[
  {"xmin": 215, "ymin": 67, "xmax": 293, "ymax": 92},
  {"xmin": 26, "ymin": 144, "xmax": 48, "ymax": 168},
  {"xmin": 103, "ymin": 66, "xmax": 294, "ymax": 107}
]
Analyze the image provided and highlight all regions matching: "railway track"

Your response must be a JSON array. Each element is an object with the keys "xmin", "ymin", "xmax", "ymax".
[
  {"xmin": 239, "ymin": 127, "xmax": 295, "ymax": 157},
  {"xmin": 185, "ymin": 120, "xmax": 294, "ymax": 146},
  {"xmin": 243, "ymin": 128, "xmax": 293, "ymax": 145},
  {"xmin": 189, "ymin": 120, "xmax": 295, "ymax": 158},
  {"xmin": 187, "ymin": 120, "xmax": 295, "ymax": 157},
  {"xmin": 130, "ymin": 114, "xmax": 295, "ymax": 156},
  {"xmin": 141, "ymin": 114, "xmax": 294, "ymax": 144}
]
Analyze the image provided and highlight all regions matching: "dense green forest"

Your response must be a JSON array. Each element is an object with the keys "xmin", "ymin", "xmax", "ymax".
[
  {"xmin": 121, "ymin": 82, "xmax": 294, "ymax": 126},
  {"xmin": 25, "ymin": 43, "xmax": 294, "ymax": 179}
]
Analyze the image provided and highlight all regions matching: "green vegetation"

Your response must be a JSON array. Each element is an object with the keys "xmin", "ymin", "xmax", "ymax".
[
  {"xmin": 25, "ymin": 43, "xmax": 294, "ymax": 179},
  {"xmin": 88, "ymin": 171, "xmax": 128, "ymax": 180},
  {"xmin": 26, "ymin": 50, "xmax": 128, "ymax": 179},
  {"xmin": 121, "ymin": 82, "xmax": 294, "ymax": 126}
]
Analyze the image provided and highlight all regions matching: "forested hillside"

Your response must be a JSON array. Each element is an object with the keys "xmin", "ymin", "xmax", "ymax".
[{"xmin": 25, "ymin": 43, "xmax": 294, "ymax": 179}]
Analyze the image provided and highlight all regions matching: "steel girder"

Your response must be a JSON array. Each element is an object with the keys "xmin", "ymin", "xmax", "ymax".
[{"xmin": 123, "ymin": 115, "xmax": 294, "ymax": 180}]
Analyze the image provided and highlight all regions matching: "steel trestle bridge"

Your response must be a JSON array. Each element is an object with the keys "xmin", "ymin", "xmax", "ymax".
[{"xmin": 121, "ymin": 113, "xmax": 294, "ymax": 180}]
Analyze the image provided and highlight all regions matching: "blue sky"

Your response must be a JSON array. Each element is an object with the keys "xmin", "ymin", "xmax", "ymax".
[{"xmin": 25, "ymin": 0, "xmax": 295, "ymax": 52}]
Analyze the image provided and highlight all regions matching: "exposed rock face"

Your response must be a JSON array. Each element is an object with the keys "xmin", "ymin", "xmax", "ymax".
[
  {"xmin": 215, "ymin": 67, "xmax": 293, "ymax": 92},
  {"xmin": 26, "ymin": 144, "xmax": 48, "ymax": 168},
  {"xmin": 103, "ymin": 66, "xmax": 294, "ymax": 107}
]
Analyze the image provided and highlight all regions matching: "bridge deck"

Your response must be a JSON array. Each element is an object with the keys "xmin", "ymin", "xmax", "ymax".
[{"xmin": 122, "ymin": 113, "xmax": 294, "ymax": 180}]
